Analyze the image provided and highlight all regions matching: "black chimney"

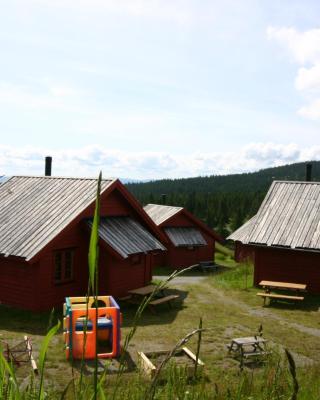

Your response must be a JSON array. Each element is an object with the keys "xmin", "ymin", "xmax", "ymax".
[
  {"xmin": 306, "ymin": 163, "xmax": 312, "ymax": 182},
  {"xmin": 161, "ymin": 193, "xmax": 167, "ymax": 205},
  {"xmin": 45, "ymin": 156, "xmax": 52, "ymax": 176}
]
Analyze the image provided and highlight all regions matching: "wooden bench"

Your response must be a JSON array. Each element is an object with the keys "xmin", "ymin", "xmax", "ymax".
[
  {"xmin": 148, "ymin": 294, "xmax": 179, "ymax": 313},
  {"xmin": 198, "ymin": 262, "xmax": 219, "ymax": 273},
  {"xmin": 242, "ymin": 350, "xmax": 270, "ymax": 359},
  {"xmin": 257, "ymin": 292, "xmax": 304, "ymax": 306},
  {"xmin": 149, "ymin": 294, "xmax": 179, "ymax": 306}
]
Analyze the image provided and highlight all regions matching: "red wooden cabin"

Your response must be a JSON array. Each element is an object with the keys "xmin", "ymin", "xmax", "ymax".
[
  {"xmin": 144, "ymin": 204, "xmax": 222, "ymax": 269},
  {"xmin": 228, "ymin": 180, "xmax": 320, "ymax": 294},
  {"xmin": 0, "ymin": 176, "xmax": 166, "ymax": 311}
]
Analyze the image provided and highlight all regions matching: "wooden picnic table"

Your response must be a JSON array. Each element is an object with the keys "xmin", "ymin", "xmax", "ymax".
[
  {"xmin": 257, "ymin": 280, "xmax": 306, "ymax": 305},
  {"xmin": 128, "ymin": 284, "xmax": 159, "ymax": 296},
  {"xmin": 228, "ymin": 336, "xmax": 268, "ymax": 366},
  {"xmin": 259, "ymin": 280, "xmax": 306, "ymax": 291},
  {"xmin": 127, "ymin": 284, "xmax": 179, "ymax": 313}
]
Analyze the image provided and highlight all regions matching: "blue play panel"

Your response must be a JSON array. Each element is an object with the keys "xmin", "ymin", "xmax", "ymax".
[{"xmin": 75, "ymin": 317, "xmax": 113, "ymax": 331}]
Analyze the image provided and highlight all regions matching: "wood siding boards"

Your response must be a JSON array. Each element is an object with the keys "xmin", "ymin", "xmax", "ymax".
[
  {"xmin": 0, "ymin": 176, "xmax": 115, "ymax": 260},
  {"xmin": 144, "ymin": 204, "xmax": 183, "ymax": 225},
  {"xmin": 164, "ymin": 227, "xmax": 207, "ymax": 247},
  {"xmin": 87, "ymin": 217, "xmax": 166, "ymax": 258},
  {"xmin": 228, "ymin": 180, "xmax": 320, "ymax": 251}
]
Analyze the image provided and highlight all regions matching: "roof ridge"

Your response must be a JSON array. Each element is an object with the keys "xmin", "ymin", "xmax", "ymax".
[
  {"xmin": 273, "ymin": 180, "xmax": 320, "ymax": 185},
  {"xmin": 10, "ymin": 175, "xmax": 116, "ymax": 182},
  {"xmin": 146, "ymin": 203, "xmax": 183, "ymax": 209}
]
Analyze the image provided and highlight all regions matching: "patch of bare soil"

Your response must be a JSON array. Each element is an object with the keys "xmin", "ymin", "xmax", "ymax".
[{"xmin": 154, "ymin": 276, "xmax": 206, "ymax": 285}]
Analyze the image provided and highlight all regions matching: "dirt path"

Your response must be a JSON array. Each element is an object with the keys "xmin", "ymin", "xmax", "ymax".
[
  {"xmin": 153, "ymin": 275, "xmax": 206, "ymax": 285},
  {"xmin": 197, "ymin": 283, "xmax": 320, "ymax": 338}
]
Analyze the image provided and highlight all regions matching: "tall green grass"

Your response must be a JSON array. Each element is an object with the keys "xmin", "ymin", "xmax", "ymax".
[{"xmin": 214, "ymin": 262, "xmax": 254, "ymax": 290}]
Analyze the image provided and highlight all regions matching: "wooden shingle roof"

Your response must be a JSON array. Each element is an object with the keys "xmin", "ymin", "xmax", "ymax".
[
  {"xmin": 228, "ymin": 180, "xmax": 320, "ymax": 251},
  {"xmin": 0, "ymin": 176, "xmax": 115, "ymax": 260},
  {"xmin": 144, "ymin": 204, "xmax": 183, "ymax": 226},
  {"xmin": 145, "ymin": 203, "xmax": 223, "ymax": 242}
]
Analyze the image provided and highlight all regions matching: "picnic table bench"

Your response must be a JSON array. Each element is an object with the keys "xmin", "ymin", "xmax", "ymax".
[
  {"xmin": 148, "ymin": 294, "xmax": 179, "ymax": 306},
  {"xmin": 197, "ymin": 261, "xmax": 219, "ymax": 273},
  {"xmin": 228, "ymin": 336, "xmax": 269, "ymax": 366},
  {"xmin": 257, "ymin": 280, "xmax": 306, "ymax": 306},
  {"xmin": 127, "ymin": 284, "xmax": 179, "ymax": 313}
]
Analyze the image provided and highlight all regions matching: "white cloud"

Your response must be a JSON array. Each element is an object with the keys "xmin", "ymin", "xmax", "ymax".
[
  {"xmin": 295, "ymin": 64, "xmax": 320, "ymax": 92},
  {"xmin": 298, "ymin": 99, "xmax": 320, "ymax": 120},
  {"xmin": 0, "ymin": 143, "xmax": 319, "ymax": 180},
  {"xmin": 268, "ymin": 26, "xmax": 320, "ymax": 120},
  {"xmin": 267, "ymin": 26, "xmax": 320, "ymax": 65}
]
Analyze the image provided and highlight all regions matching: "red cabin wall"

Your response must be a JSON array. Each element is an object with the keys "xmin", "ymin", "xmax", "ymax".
[
  {"xmin": 98, "ymin": 249, "xmax": 152, "ymax": 297},
  {"xmin": 253, "ymin": 246, "xmax": 320, "ymax": 294},
  {"xmin": 152, "ymin": 252, "xmax": 165, "ymax": 268},
  {"xmin": 36, "ymin": 223, "xmax": 90, "ymax": 311},
  {"xmin": 234, "ymin": 242, "xmax": 255, "ymax": 263},
  {"xmin": 160, "ymin": 212, "xmax": 216, "ymax": 269},
  {"xmin": 1, "ymin": 186, "xmax": 160, "ymax": 311},
  {"xmin": 0, "ymin": 257, "xmax": 38, "ymax": 310},
  {"xmin": 82, "ymin": 189, "xmax": 130, "ymax": 218}
]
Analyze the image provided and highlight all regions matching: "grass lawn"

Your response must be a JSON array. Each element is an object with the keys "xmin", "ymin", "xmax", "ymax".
[{"xmin": 1, "ymin": 250, "xmax": 320, "ymax": 398}]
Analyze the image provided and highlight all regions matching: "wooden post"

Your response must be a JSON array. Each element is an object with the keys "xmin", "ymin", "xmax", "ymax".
[{"xmin": 24, "ymin": 336, "xmax": 38, "ymax": 374}]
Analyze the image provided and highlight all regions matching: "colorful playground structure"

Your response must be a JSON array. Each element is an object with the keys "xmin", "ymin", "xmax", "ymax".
[{"xmin": 63, "ymin": 295, "xmax": 121, "ymax": 360}]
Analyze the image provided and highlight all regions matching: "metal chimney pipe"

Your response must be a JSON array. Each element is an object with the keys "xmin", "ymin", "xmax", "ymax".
[
  {"xmin": 306, "ymin": 163, "xmax": 312, "ymax": 182},
  {"xmin": 45, "ymin": 156, "xmax": 52, "ymax": 176},
  {"xmin": 161, "ymin": 193, "xmax": 167, "ymax": 205}
]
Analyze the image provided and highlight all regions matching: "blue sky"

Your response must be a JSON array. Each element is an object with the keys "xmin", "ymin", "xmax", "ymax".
[{"xmin": 1, "ymin": 0, "xmax": 320, "ymax": 179}]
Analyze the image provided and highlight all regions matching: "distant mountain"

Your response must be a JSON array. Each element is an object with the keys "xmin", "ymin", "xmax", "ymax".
[
  {"xmin": 126, "ymin": 161, "xmax": 320, "ymax": 237},
  {"xmin": 126, "ymin": 161, "xmax": 320, "ymax": 197}
]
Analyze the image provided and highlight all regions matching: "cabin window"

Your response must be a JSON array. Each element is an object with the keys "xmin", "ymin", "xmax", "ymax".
[{"xmin": 54, "ymin": 249, "xmax": 74, "ymax": 284}]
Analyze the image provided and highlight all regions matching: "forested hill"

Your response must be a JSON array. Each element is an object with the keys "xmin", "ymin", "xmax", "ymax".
[{"xmin": 126, "ymin": 161, "xmax": 320, "ymax": 238}]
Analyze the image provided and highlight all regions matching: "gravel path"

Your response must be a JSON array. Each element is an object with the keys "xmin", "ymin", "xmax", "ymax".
[{"xmin": 153, "ymin": 275, "xmax": 206, "ymax": 285}]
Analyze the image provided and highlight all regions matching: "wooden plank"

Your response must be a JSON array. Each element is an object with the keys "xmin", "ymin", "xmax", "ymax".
[
  {"xmin": 243, "ymin": 351, "xmax": 270, "ymax": 358},
  {"xmin": 149, "ymin": 295, "xmax": 179, "ymax": 306},
  {"xmin": 261, "ymin": 182, "xmax": 295, "ymax": 246},
  {"xmin": 128, "ymin": 284, "xmax": 157, "ymax": 296},
  {"xmin": 250, "ymin": 182, "xmax": 287, "ymax": 245},
  {"xmin": 276, "ymin": 184, "xmax": 309, "ymax": 246},
  {"xmin": 259, "ymin": 280, "xmax": 306, "ymax": 290},
  {"xmin": 182, "ymin": 347, "xmax": 205, "ymax": 366},
  {"xmin": 285, "ymin": 184, "xmax": 314, "ymax": 248},
  {"xmin": 232, "ymin": 337, "xmax": 266, "ymax": 346},
  {"xmin": 299, "ymin": 186, "xmax": 320, "ymax": 248},
  {"xmin": 137, "ymin": 351, "xmax": 156, "ymax": 379},
  {"xmin": 257, "ymin": 293, "xmax": 304, "ymax": 301}
]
